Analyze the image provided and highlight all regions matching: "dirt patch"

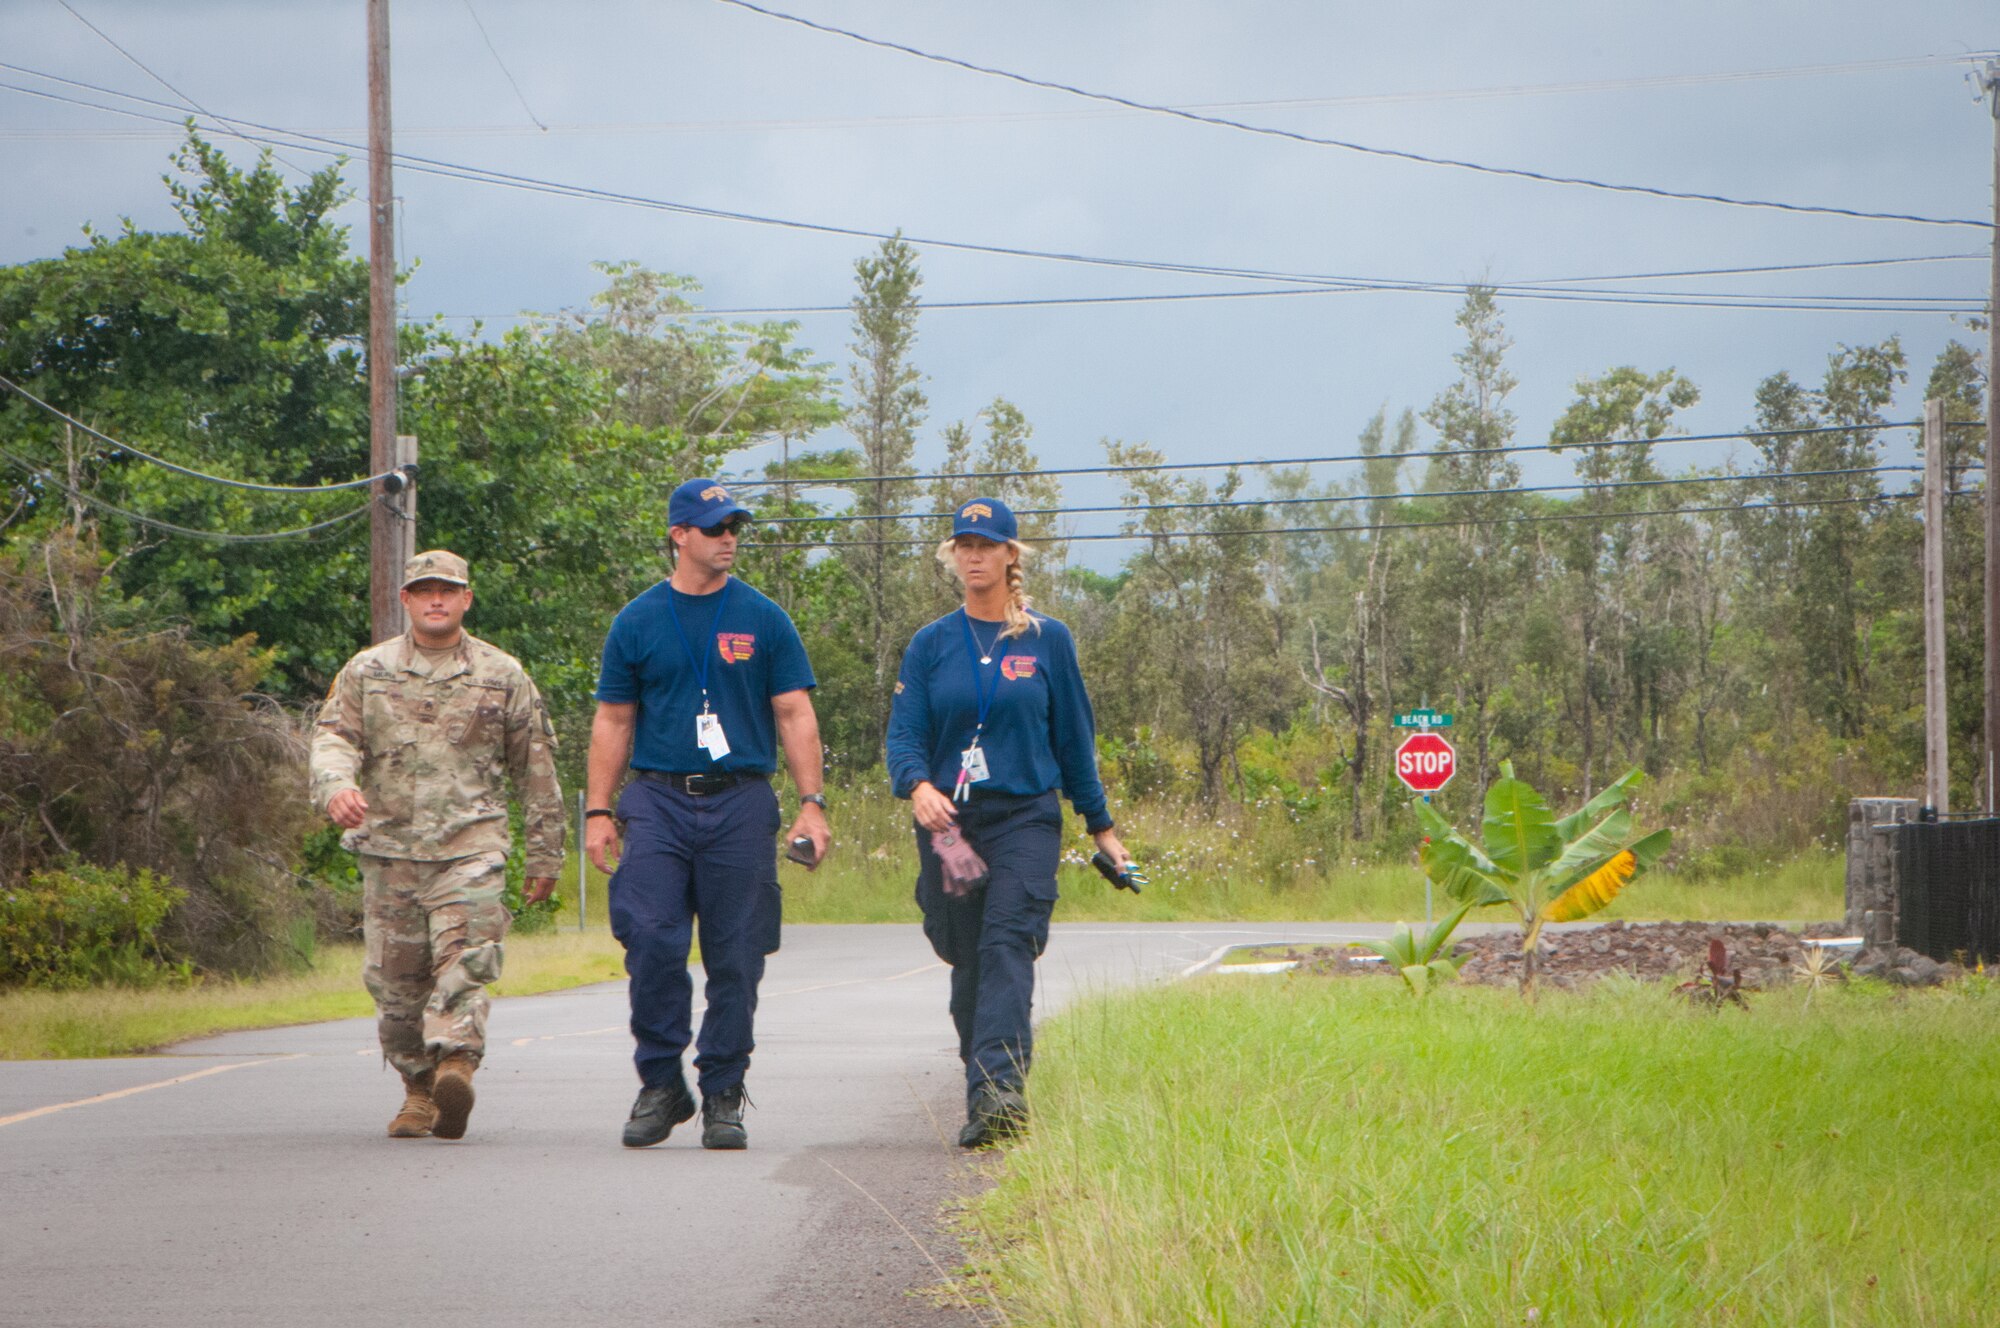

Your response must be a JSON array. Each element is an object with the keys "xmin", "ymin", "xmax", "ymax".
[{"xmin": 1287, "ymin": 921, "xmax": 1898, "ymax": 991}]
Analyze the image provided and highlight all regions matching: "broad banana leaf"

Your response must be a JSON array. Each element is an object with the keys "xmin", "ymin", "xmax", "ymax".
[
  {"xmin": 1417, "ymin": 898, "xmax": 1478, "ymax": 963},
  {"xmin": 1365, "ymin": 922, "xmax": 1419, "ymax": 968},
  {"xmin": 1541, "ymin": 824, "xmax": 1671, "ymax": 902},
  {"xmin": 1540, "ymin": 850, "xmax": 1636, "ymax": 922},
  {"xmin": 1419, "ymin": 837, "xmax": 1512, "ymax": 906},
  {"xmin": 1541, "ymin": 805, "xmax": 1634, "ymax": 888},
  {"xmin": 1482, "ymin": 772, "xmax": 1561, "ymax": 875},
  {"xmin": 1552, "ymin": 766, "xmax": 1647, "ymax": 843}
]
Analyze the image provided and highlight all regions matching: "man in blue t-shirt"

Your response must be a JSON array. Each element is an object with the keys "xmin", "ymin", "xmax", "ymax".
[{"xmin": 586, "ymin": 478, "xmax": 830, "ymax": 1151}]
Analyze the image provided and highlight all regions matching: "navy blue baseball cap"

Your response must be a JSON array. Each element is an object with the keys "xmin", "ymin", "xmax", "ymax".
[
  {"xmin": 669, "ymin": 478, "xmax": 753, "ymax": 529},
  {"xmin": 951, "ymin": 496, "xmax": 1017, "ymax": 543}
]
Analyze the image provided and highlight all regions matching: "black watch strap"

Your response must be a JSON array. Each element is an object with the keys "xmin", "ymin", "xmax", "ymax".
[
  {"xmin": 584, "ymin": 808, "xmax": 616, "ymax": 820},
  {"xmin": 799, "ymin": 793, "xmax": 828, "ymax": 811}
]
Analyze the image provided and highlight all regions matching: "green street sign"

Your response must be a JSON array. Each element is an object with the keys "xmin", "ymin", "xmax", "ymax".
[{"xmin": 1392, "ymin": 708, "xmax": 1454, "ymax": 729}]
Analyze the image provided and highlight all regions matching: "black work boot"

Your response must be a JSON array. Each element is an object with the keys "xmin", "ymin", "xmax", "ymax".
[
  {"xmin": 958, "ymin": 1083, "xmax": 1028, "ymax": 1149},
  {"xmin": 622, "ymin": 1079, "xmax": 695, "ymax": 1149},
  {"xmin": 700, "ymin": 1085, "xmax": 749, "ymax": 1150}
]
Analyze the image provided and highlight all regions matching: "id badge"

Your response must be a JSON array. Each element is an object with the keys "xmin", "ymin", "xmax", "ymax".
[
  {"xmin": 696, "ymin": 712, "xmax": 731, "ymax": 761},
  {"xmin": 960, "ymin": 744, "xmax": 990, "ymax": 784}
]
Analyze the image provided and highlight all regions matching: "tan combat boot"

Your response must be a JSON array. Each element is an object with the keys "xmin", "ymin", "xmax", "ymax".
[
  {"xmin": 388, "ymin": 1072, "xmax": 438, "ymax": 1138},
  {"xmin": 431, "ymin": 1053, "xmax": 478, "ymax": 1140}
]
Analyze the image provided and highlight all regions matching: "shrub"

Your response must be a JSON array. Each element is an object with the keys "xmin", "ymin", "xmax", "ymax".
[{"xmin": 0, "ymin": 860, "xmax": 188, "ymax": 989}]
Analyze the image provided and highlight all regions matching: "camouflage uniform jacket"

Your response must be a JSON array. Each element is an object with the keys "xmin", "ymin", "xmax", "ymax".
[{"xmin": 311, "ymin": 632, "xmax": 565, "ymax": 875}]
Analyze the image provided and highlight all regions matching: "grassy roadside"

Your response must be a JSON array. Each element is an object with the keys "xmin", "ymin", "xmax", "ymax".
[
  {"xmin": 5, "ymin": 843, "xmax": 1841, "ymax": 1060},
  {"xmin": 0, "ymin": 930, "xmax": 627, "ymax": 1060},
  {"xmin": 969, "ymin": 977, "xmax": 2000, "ymax": 1326}
]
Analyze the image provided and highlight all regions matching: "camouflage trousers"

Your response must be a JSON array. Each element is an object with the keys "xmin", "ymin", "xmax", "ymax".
[{"xmin": 360, "ymin": 851, "xmax": 510, "ymax": 1081}]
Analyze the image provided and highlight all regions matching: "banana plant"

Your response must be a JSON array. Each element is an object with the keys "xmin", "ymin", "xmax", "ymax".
[
  {"xmin": 1415, "ymin": 761, "xmax": 1671, "ymax": 992},
  {"xmin": 1365, "ymin": 898, "xmax": 1477, "ymax": 997}
]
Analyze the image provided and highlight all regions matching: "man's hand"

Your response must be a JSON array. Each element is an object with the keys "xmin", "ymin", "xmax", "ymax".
[
  {"xmin": 521, "ymin": 875, "xmax": 556, "ymax": 906},
  {"xmin": 785, "ymin": 802, "xmax": 831, "ymax": 870},
  {"xmin": 586, "ymin": 814, "xmax": 622, "ymax": 875},
  {"xmin": 911, "ymin": 781, "xmax": 957, "ymax": 833},
  {"xmin": 327, "ymin": 788, "xmax": 368, "ymax": 830}
]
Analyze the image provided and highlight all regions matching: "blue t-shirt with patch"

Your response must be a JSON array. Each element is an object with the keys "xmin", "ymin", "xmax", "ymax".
[
  {"xmin": 885, "ymin": 609, "xmax": 1111, "ymax": 831},
  {"xmin": 595, "ymin": 576, "xmax": 815, "ymax": 774}
]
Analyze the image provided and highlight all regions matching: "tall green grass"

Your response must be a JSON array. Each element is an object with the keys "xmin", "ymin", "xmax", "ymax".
[
  {"xmin": 973, "ymin": 977, "xmax": 2000, "ymax": 1326},
  {"xmin": 0, "ymin": 930, "xmax": 627, "ymax": 1059}
]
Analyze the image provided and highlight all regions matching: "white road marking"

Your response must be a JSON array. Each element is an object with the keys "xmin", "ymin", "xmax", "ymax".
[{"xmin": 0, "ymin": 1055, "xmax": 305, "ymax": 1130}]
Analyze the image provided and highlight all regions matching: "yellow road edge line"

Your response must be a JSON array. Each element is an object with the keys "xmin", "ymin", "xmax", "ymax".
[{"xmin": 0, "ymin": 1054, "xmax": 305, "ymax": 1129}]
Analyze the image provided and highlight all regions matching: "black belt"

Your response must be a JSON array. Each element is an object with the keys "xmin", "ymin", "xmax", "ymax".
[{"xmin": 633, "ymin": 769, "xmax": 764, "ymax": 796}]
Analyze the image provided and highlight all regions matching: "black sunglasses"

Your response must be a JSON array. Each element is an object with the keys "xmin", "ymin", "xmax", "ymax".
[{"xmin": 700, "ymin": 517, "xmax": 751, "ymax": 538}]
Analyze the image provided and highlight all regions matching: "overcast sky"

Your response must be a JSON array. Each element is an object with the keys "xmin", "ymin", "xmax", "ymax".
[{"xmin": 2, "ymin": 0, "xmax": 1994, "ymax": 560}]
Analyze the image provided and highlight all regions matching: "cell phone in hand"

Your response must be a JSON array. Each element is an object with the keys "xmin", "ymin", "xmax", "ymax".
[
  {"xmin": 785, "ymin": 835, "xmax": 820, "ymax": 869},
  {"xmin": 1090, "ymin": 850, "xmax": 1146, "ymax": 893}
]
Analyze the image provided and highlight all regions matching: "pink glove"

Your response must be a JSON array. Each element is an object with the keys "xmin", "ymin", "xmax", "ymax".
[{"xmin": 930, "ymin": 826, "xmax": 988, "ymax": 898}]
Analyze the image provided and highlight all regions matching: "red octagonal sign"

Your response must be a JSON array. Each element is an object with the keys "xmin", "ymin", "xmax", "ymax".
[{"xmin": 1394, "ymin": 731, "xmax": 1456, "ymax": 793}]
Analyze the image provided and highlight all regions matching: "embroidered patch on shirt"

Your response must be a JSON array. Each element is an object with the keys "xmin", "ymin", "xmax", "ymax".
[
  {"xmin": 1000, "ymin": 655, "xmax": 1037, "ymax": 680},
  {"xmin": 717, "ymin": 632, "xmax": 757, "ymax": 663}
]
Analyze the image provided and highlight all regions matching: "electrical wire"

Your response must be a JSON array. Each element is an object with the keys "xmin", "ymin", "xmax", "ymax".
[
  {"xmin": 752, "ymin": 464, "xmax": 1941, "ymax": 526},
  {"xmin": 743, "ymin": 492, "xmax": 1925, "ymax": 549},
  {"xmin": 54, "ymin": 0, "xmax": 311, "ymax": 177},
  {"xmin": 2, "ymin": 53, "xmax": 1982, "ymax": 142},
  {"xmin": 712, "ymin": 0, "xmax": 1994, "ymax": 231},
  {"xmin": 0, "ymin": 445, "xmax": 374, "ymax": 543},
  {"xmin": 427, "ymin": 284, "xmax": 1985, "ymax": 319},
  {"xmin": 0, "ymin": 374, "xmax": 400, "ymax": 494},
  {"xmin": 5, "ymin": 70, "xmax": 1990, "ymax": 309},
  {"xmin": 460, "ymin": 0, "xmax": 547, "ymax": 132},
  {"xmin": 730, "ymin": 420, "xmax": 1960, "ymax": 490}
]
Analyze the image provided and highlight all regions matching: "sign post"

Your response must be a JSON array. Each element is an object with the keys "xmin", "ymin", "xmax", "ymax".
[{"xmin": 1392, "ymin": 708, "xmax": 1456, "ymax": 925}]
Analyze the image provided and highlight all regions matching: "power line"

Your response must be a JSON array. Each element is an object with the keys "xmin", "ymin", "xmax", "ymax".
[
  {"xmin": 730, "ymin": 420, "xmax": 1956, "ymax": 490},
  {"xmin": 712, "ymin": 0, "xmax": 1994, "ymax": 231},
  {"xmin": 459, "ymin": 0, "xmax": 547, "ymax": 132},
  {"xmin": 6, "ymin": 70, "xmax": 1991, "ymax": 307},
  {"xmin": 3, "ymin": 54, "xmax": 1983, "ymax": 143},
  {"xmin": 0, "ymin": 374, "xmax": 401, "ymax": 494},
  {"xmin": 0, "ymin": 445, "xmax": 374, "ymax": 543},
  {"xmin": 54, "ymin": 0, "xmax": 311, "ymax": 177},
  {"xmin": 428, "ymin": 283, "xmax": 1983, "ymax": 319},
  {"xmin": 744, "ymin": 492, "xmax": 1926, "ymax": 549},
  {"xmin": 752, "ymin": 464, "xmax": 1943, "ymax": 526}
]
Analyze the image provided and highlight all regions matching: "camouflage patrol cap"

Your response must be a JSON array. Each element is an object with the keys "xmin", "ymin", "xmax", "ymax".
[{"xmin": 401, "ymin": 549, "xmax": 470, "ymax": 589}]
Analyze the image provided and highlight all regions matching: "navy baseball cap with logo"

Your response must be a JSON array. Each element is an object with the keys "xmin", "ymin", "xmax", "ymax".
[
  {"xmin": 951, "ymin": 496, "xmax": 1017, "ymax": 543},
  {"xmin": 669, "ymin": 477, "xmax": 753, "ymax": 529}
]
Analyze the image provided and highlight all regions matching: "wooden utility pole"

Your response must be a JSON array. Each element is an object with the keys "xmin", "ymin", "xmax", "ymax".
[
  {"xmin": 367, "ymin": 0, "xmax": 413, "ymax": 643},
  {"xmin": 1923, "ymin": 398, "xmax": 1949, "ymax": 814},
  {"xmin": 1983, "ymin": 61, "xmax": 2000, "ymax": 812}
]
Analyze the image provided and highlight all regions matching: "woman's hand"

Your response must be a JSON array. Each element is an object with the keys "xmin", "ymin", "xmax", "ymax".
[
  {"xmin": 911, "ymin": 780, "xmax": 959, "ymax": 833},
  {"xmin": 1092, "ymin": 827, "xmax": 1132, "ymax": 870}
]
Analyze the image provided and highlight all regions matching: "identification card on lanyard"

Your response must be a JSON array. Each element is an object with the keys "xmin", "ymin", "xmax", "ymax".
[
  {"xmin": 669, "ymin": 579, "xmax": 735, "ymax": 763},
  {"xmin": 954, "ymin": 611, "xmax": 1003, "ymax": 802}
]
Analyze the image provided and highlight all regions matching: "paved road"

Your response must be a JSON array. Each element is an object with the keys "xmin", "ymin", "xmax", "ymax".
[{"xmin": 0, "ymin": 921, "xmax": 1384, "ymax": 1328}]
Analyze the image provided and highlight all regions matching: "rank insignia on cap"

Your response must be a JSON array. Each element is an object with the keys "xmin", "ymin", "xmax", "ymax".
[
  {"xmin": 961, "ymin": 502, "xmax": 993, "ymax": 521},
  {"xmin": 1000, "ymin": 655, "xmax": 1036, "ymax": 680},
  {"xmin": 716, "ymin": 632, "xmax": 757, "ymax": 663},
  {"xmin": 701, "ymin": 485, "xmax": 731, "ymax": 502}
]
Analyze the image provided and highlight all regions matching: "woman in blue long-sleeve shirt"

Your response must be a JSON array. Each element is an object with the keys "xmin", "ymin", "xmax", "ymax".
[{"xmin": 886, "ymin": 496, "xmax": 1132, "ymax": 1147}]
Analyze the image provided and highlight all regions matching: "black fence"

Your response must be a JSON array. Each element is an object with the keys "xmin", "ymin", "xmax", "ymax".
[{"xmin": 1895, "ymin": 818, "xmax": 2000, "ymax": 965}]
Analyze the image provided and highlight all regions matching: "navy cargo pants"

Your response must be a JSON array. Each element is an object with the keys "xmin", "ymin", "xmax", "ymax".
[
  {"xmin": 609, "ymin": 775, "xmax": 782, "ymax": 1096},
  {"xmin": 913, "ymin": 790, "xmax": 1061, "ymax": 1106}
]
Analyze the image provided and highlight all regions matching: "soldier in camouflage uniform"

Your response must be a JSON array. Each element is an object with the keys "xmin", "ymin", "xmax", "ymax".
[{"xmin": 311, "ymin": 550, "xmax": 565, "ymax": 1141}]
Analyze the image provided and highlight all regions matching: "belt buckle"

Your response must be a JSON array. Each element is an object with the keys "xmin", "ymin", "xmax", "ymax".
[{"xmin": 683, "ymin": 773, "xmax": 715, "ymax": 796}]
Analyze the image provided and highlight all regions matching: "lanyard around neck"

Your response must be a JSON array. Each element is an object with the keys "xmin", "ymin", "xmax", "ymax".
[
  {"xmin": 958, "ymin": 608, "xmax": 1003, "ymax": 740},
  {"xmin": 668, "ymin": 577, "xmax": 732, "ymax": 712}
]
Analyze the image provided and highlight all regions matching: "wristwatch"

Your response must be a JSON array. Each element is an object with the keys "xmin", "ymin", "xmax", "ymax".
[{"xmin": 799, "ymin": 793, "xmax": 828, "ymax": 812}]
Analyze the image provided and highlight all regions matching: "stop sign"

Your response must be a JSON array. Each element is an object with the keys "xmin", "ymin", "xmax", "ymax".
[{"xmin": 1394, "ymin": 731, "xmax": 1456, "ymax": 793}]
